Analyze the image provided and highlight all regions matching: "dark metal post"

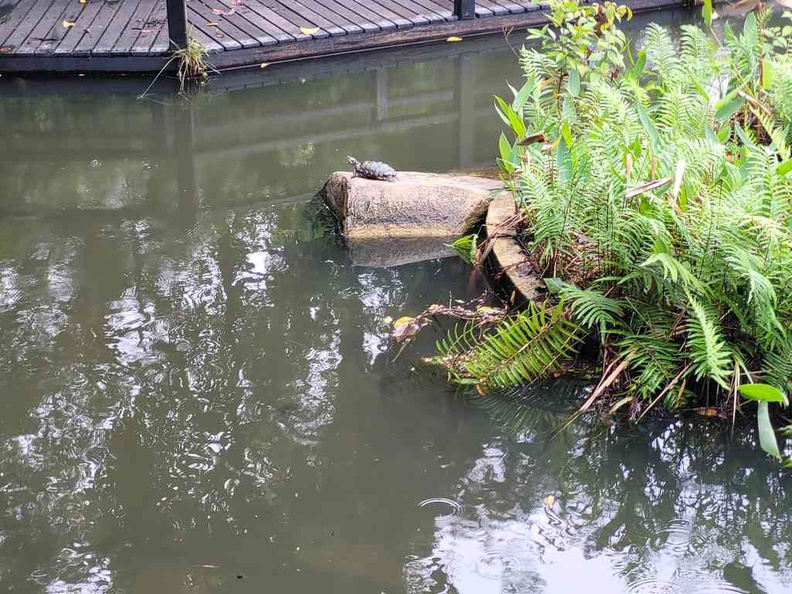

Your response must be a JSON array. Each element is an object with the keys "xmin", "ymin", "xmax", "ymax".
[
  {"xmin": 166, "ymin": 0, "xmax": 189, "ymax": 50},
  {"xmin": 454, "ymin": 0, "xmax": 475, "ymax": 20}
]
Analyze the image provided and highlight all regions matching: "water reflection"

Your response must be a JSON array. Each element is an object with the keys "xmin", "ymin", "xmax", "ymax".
[
  {"xmin": 407, "ymin": 387, "xmax": 792, "ymax": 593},
  {"xmin": 1, "ymin": 9, "xmax": 790, "ymax": 593}
]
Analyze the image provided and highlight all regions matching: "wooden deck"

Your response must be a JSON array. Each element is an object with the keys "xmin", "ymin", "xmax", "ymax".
[{"xmin": 0, "ymin": 0, "xmax": 687, "ymax": 72}]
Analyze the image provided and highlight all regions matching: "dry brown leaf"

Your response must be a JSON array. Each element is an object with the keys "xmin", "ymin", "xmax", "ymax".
[{"xmin": 0, "ymin": 45, "xmax": 14, "ymax": 53}]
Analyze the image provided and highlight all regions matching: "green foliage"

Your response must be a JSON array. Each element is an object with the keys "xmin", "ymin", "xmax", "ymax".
[
  {"xmin": 432, "ymin": 301, "xmax": 583, "ymax": 390},
  {"xmin": 447, "ymin": 234, "xmax": 478, "ymax": 266},
  {"xmin": 432, "ymin": 0, "xmax": 792, "ymax": 461}
]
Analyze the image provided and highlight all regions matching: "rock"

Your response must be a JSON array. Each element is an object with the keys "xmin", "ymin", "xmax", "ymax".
[
  {"xmin": 485, "ymin": 194, "xmax": 544, "ymax": 304},
  {"xmin": 320, "ymin": 171, "xmax": 500, "ymax": 240}
]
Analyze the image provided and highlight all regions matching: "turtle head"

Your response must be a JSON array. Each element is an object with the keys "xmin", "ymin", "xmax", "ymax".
[{"xmin": 346, "ymin": 156, "xmax": 359, "ymax": 167}]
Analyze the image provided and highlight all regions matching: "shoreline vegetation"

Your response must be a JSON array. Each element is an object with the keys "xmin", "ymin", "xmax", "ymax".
[{"xmin": 396, "ymin": 0, "xmax": 792, "ymax": 463}]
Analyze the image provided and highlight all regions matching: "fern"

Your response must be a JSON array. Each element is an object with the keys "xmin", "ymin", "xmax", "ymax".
[
  {"xmin": 433, "ymin": 302, "xmax": 583, "ymax": 389},
  {"xmin": 685, "ymin": 297, "xmax": 733, "ymax": 389}
]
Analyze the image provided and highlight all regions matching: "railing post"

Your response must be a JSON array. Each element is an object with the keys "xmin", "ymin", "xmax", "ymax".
[
  {"xmin": 454, "ymin": 0, "xmax": 475, "ymax": 20},
  {"xmin": 166, "ymin": 0, "xmax": 189, "ymax": 50}
]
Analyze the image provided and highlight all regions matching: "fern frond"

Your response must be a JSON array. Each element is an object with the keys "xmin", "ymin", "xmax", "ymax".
[
  {"xmin": 434, "ymin": 302, "xmax": 583, "ymax": 389},
  {"xmin": 685, "ymin": 297, "xmax": 732, "ymax": 388}
]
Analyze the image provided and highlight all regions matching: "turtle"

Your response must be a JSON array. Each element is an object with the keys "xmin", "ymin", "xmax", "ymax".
[{"xmin": 347, "ymin": 156, "xmax": 397, "ymax": 181}]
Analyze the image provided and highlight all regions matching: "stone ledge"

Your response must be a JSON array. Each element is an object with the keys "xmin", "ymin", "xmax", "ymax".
[{"xmin": 485, "ymin": 194, "xmax": 543, "ymax": 304}]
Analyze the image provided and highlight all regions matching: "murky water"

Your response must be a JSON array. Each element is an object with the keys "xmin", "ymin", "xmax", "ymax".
[{"xmin": 1, "ymin": 9, "xmax": 791, "ymax": 593}]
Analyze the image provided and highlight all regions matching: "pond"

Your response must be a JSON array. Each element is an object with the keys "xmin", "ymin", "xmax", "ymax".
[{"xmin": 1, "ymin": 9, "xmax": 790, "ymax": 593}]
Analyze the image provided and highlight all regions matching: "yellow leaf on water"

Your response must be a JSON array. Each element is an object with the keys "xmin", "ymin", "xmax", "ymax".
[
  {"xmin": 544, "ymin": 494, "xmax": 555, "ymax": 508},
  {"xmin": 62, "ymin": 20, "xmax": 76, "ymax": 28},
  {"xmin": 393, "ymin": 316, "xmax": 414, "ymax": 328},
  {"xmin": 446, "ymin": 36, "xmax": 462, "ymax": 42},
  {"xmin": 300, "ymin": 26, "xmax": 320, "ymax": 35}
]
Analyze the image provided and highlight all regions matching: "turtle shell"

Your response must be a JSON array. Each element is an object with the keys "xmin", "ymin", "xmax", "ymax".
[{"xmin": 355, "ymin": 160, "xmax": 397, "ymax": 181}]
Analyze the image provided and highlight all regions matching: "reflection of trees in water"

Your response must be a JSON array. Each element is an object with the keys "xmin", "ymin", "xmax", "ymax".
[
  {"xmin": 0, "ymin": 186, "xmax": 479, "ymax": 591},
  {"xmin": 407, "ymin": 388, "xmax": 792, "ymax": 593}
]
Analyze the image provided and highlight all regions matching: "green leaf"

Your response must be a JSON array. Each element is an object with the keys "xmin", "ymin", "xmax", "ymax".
[
  {"xmin": 498, "ymin": 132, "xmax": 514, "ymax": 173},
  {"xmin": 777, "ymin": 159, "xmax": 792, "ymax": 176},
  {"xmin": 494, "ymin": 95, "xmax": 527, "ymax": 138},
  {"xmin": 757, "ymin": 401, "xmax": 782, "ymax": 459},
  {"xmin": 635, "ymin": 102, "xmax": 659, "ymax": 151},
  {"xmin": 743, "ymin": 12, "xmax": 758, "ymax": 48},
  {"xmin": 627, "ymin": 49, "xmax": 646, "ymax": 80},
  {"xmin": 738, "ymin": 383, "xmax": 789, "ymax": 405},
  {"xmin": 715, "ymin": 94, "xmax": 745, "ymax": 122},
  {"xmin": 511, "ymin": 79, "xmax": 536, "ymax": 112},
  {"xmin": 568, "ymin": 67, "xmax": 580, "ymax": 97},
  {"xmin": 761, "ymin": 58, "xmax": 774, "ymax": 90},
  {"xmin": 556, "ymin": 137, "xmax": 572, "ymax": 181},
  {"xmin": 702, "ymin": 0, "xmax": 712, "ymax": 28},
  {"xmin": 544, "ymin": 277, "xmax": 564, "ymax": 295}
]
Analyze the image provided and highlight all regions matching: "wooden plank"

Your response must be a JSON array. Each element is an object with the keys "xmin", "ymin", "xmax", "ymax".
[
  {"xmin": 1, "ymin": 0, "xmax": 59, "ymax": 52},
  {"xmin": 348, "ymin": 0, "xmax": 414, "ymax": 28},
  {"xmin": 187, "ymin": 7, "xmax": 245, "ymax": 50},
  {"xmin": 267, "ymin": 0, "xmax": 348, "ymax": 37},
  {"xmin": 206, "ymin": 0, "xmax": 294, "ymax": 44},
  {"xmin": 112, "ymin": 0, "xmax": 161, "ymax": 54},
  {"xmin": 129, "ymin": 0, "xmax": 167, "ymax": 55},
  {"xmin": 0, "ymin": 0, "xmax": 39, "ymax": 47},
  {"xmin": 475, "ymin": 0, "xmax": 505, "ymax": 16},
  {"xmin": 408, "ymin": 0, "xmax": 454, "ymax": 21},
  {"xmin": 91, "ymin": 0, "xmax": 146, "ymax": 56},
  {"xmin": 52, "ymin": 0, "xmax": 107, "ymax": 55},
  {"xmin": 187, "ymin": 19, "xmax": 225, "ymax": 52},
  {"xmin": 491, "ymin": 0, "xmax": 528, "ymax": 13},
  {"xmin": 419, "ymin": 0, "xmax": 457, "ymax": 20},
  {"xmin": 277, "ymin": 0, "xmax": 365, "ymax": 35},
  {"xmin": 29, "ymin": 0, "xmax": 84, "ymax": 55},
  {"xmin": 148, "ymin": 20, "xmax": 170, "ymax": 54},
  {"xmin": 379, "ymin": 0, "xmax": 434, "ymax": 24},
  {"xmin": 327, "ymin": 0, "xmax": 398, "ymax": 31},
  {"xmin": 73, "ymin": 1, "xmax": 121, "ymax": 56},
  {"xmin": 301, "ymin": 0, "xmax": 380, "ymax": 33},
  {"xmin": 257, "ymin": 0, "xmax": 330, "ymax": 39},
  {"xmin": 192, "ymin": 0, "xmax": 277, "ymax": 47}
]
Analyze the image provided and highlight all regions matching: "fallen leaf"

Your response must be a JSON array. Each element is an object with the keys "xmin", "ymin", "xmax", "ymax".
[
  {"xmin": 62, "ymin": 20, "xmax": 76, "ymax": 28},
  {"xmin": 446, "ymin": 36, "xmax": 462, "ymax": 42},
  {"xmin": 0, "ymin": 45, "xmax": 14, "ymax": 53},
  {"xmin": 393, "ymin": 316, "xmax": 414, "ymax": 328},
  {"xmin": 544, "ymin": 494, "xmax": 555, "ymax": 508},
  {"xmin": 207, "ymin": 21, "xmax": 219, "ymax": 26},
  {"xmin": 694, "ymin": 407, "xmax": 720, "ymax": 418},
  {"xmin": 300, "ymin": 26, "xmax": 319, "ymax": 35}
]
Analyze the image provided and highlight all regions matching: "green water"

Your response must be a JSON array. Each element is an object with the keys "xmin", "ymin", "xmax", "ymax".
[{"xmin": 0, "ymin": 10, "xmax": 790, "ymax": 593}]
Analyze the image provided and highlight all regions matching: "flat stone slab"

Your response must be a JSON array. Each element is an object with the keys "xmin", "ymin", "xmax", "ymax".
[
  {"xmin": 485, "ymin": 194, "xmax": 543, "ymax": 303},
  {"xmin": 321, "ymin": 171, "xmax": 500, "ymax": 240}
]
